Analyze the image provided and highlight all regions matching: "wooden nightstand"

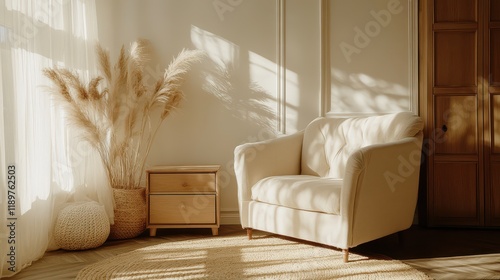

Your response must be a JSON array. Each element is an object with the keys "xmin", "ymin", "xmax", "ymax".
[{"xmin": 146, "ymin": 165, "xmax": 220, "ymax": 236}]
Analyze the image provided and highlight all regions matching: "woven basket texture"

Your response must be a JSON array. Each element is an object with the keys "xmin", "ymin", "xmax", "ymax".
[
  {"xmin": 108, "ymin": 188, "xmax": 146, "ymax": 240},
  {"xmin": 54, "ymin": 201, "xmax": 110, "ymax": 250}
]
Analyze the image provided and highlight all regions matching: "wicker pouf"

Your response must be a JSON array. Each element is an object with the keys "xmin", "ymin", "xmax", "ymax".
[{"xmin": 54, "ymin": 201, "xmax": 110, "ymax": 250}]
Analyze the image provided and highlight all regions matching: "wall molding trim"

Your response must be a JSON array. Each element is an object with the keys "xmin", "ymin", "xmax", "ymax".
[
  {"xmin": 276, "ymin": 0, "xmax": 287, "ymax": 134},
  {"xmin": 322, "ymin": 0, "xmax": 419, "ymax": 117},
  {"xmin": 408, "ymin": 0, "xmax": 419, "ymax": 115},
  {"xmin": 320, "ymin": 0, "xmax": 331, "ymax": 117}
]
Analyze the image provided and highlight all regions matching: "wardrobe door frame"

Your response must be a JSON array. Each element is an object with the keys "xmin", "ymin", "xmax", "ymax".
[
  {"xmin": 485, "ymin": 0, "xmax": 500, "ymax": 226},
  {"xmin": 420, "ymin": 0, "xmax": 486, "ymax": 227}
]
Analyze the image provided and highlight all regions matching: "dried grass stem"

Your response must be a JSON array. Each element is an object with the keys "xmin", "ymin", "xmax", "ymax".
[{"xmin": 43, "ymin": 39, "xmax": 204, "ymax": 189}]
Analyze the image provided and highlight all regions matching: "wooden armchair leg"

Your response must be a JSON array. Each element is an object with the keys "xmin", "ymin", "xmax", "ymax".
[
  {"xmin": 342, "ymin": 249, "xmax": 349, "ymax": 263},
  {"xmin": 247, "ymin": 228, "xmax": 253, "ymax": 240}
]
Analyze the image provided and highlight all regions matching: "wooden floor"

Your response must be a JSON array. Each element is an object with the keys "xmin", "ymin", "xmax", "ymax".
[
  {"xmin": 7, "ymin": 225, "xmax": 500, "ymax": 279},
  {"xmin": 356, "ymin": 226, "xmax": 500, "ymax": 279}
]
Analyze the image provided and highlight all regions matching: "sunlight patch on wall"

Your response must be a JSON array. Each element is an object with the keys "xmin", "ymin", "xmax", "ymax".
[
  {"xmin": 248, "ymin": 51, "xmax": 276, "ymax": 102},
  {"xmin": 191, "ymin": 25, "xmax": 239, "ymax": 70},
  {"xmin": 248, "ymin": 51, "xmax": 301, "ymax": 133},
  {"xmin": 331, "ymin": 68, "xmax": 408, "ymax": 114},
  {"xmin": 190, "ymin": 25, "xmax": 276, "ymax": 132},
  {"xmin": 283, "ymin": 69, "xmax": 300, "ymax": 133},
  {"xmin": 327, "ymin": 0, "xmax": 417, "ymax": 116},
  {"xmin": 190, "ymin": 25, "xmax": 237, "ymax": 106}
]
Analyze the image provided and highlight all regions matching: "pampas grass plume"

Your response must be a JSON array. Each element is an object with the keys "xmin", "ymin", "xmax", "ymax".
[{"xmin": 43, "ymin": 39, "xmax": 204, "ymax": 190}]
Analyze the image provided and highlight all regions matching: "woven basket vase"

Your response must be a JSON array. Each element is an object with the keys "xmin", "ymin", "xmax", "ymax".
[{"xmin": 108, "ymin": 188, "xmax": 146, "ymax": 240}]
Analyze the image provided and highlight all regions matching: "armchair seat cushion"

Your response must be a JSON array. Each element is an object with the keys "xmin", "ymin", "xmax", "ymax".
[{"xmin": 251, "ymin": 175, "xmax": 343, "ymax": 215}]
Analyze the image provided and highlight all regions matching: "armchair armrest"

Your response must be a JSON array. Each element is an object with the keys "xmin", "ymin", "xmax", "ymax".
[
  {"xmin": 234, "ymin": 131, "xmax": 304, "ymax": 227},
  {"xmin": 341, "ymin": 133, "xmax": 423, "ymax": 246}
]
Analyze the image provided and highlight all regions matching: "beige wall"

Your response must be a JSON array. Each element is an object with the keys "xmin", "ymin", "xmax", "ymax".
[
  {"xmin": 95, "ymin": 0, "xmax": 417, "ymax": 224},
  {"xmin": 328, "ymin": 0, "xmax": 418, "ymax": 116},
  {"xmin": 96, "ymin": 0, "xmax": 321, "ymax": 224}
]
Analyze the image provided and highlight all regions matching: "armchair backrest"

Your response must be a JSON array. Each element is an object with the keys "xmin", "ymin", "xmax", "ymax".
[{"xmin": 301, "ymin": 112, "xmax": 424, "ymax": 178}]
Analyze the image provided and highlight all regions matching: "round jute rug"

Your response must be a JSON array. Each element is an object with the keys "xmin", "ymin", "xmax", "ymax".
[{"xmin": 77, "ymin": 233, "xmax": 432, "ymax": 280}]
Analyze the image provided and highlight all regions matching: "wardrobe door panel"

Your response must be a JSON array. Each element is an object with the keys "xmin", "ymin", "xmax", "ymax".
[
  {"xmin": 486, "ymin": 1, "xmax": 500, "ymax": 226},
  {"xmin": 490, "ymin": 29, "xmax": 500, "ymax": 86},
  {"xmin": 432, "ymin": 162, "xmax": 481, "ymax": 225},
  {"xmin": 434, "ymin": 96, "xmax": 478, "ymax": 154},
  {"xmin": 425, "ymin": 0, "xmax": 486, "ymax": 227},
  {"xmin": 434, "ymin": 0, "xmax": 477, "ymax": 22},
  {"xmin": 434, "ymin": 31, "xmax": 477, "ymax": 87},
  {"xmin": 491, "ymin": 95, "xmax": 500, "ymax": 153},
  {"xmin": 491, "ymin": 0, "xmax": 500, "ymax": 21},
  {"xmin": 488, "ymin": 163, "xmax": 500, "ymax": 225}
]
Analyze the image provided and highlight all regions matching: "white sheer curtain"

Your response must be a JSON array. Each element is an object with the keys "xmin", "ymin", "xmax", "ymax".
[{"xmin": 0, "ymin": 0, "xmax": 112, "ymax": 277}]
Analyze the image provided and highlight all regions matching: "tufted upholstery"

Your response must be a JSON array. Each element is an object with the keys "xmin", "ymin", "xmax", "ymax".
[
  {"xmin": 234, "ymin": 112, "xmax": 424, "ymax": 262},
  {"xmin": 301, "ymin": 112, "xmax": 424, "ymax": 178}
]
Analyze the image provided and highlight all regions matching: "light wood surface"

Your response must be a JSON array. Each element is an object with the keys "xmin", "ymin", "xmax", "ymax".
[
  {"xmin": 8, "ymin": 225, "xmax": 500, "ymax": 280},
  {"xmin": 147, "ymin": 165, "xmax": 221, "ymax": 173},
  {"xmin": 422, "ymin": 0, "xmax": 500, "ymax": 227},
  {"xmin": 146, "ymin": 165, "xmax": 220, "ymax": 236},
  {"xmin": 149, "ymin": 195, "xmax": 216, "ymax": 224},
  {"xmin": 149, "ymin": 173, "xmax": 216, "ymax": 192},
  {"xmin": 484, "ymin": 0, "xmax": 500, "ymax": 226}
]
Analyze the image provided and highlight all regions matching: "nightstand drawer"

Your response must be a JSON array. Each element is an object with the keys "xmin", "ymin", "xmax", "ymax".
[
  {"xmin": 149, "ymin": 173, "xmax": 216, "ymax": 192},
  {"xmin": 149, "ymin": 195, "xmax": 216, "ymax": 224}
]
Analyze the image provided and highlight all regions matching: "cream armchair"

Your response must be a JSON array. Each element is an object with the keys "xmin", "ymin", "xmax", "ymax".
[{"xmin": 234, "ymin": 112, "xmax": 424, "ymax": 262}]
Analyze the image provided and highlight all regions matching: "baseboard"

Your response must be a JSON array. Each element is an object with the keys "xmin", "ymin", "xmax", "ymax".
[{"xmin": 220, "ymin": 210, "xmax": 240, "ymax": 225}]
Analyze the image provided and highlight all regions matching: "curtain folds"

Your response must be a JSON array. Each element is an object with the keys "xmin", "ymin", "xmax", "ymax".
[{"xmin": 0, "ymin": 0, "xmax": 111, "ymax": 277}]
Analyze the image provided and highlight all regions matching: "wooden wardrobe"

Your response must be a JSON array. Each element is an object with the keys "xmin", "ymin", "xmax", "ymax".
[{"xmin": 420, "ymin": 0, "xmax": 500, "ymax": 227}]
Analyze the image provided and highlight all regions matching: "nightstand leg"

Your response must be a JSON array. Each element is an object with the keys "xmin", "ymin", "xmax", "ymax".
[
  {"xmin": 149, "ymin": 228, "xmax": 157, "ymax": 237},
  {"xmin": 211, "ymin": 227, "xmax": 219, "ymax": 236}
]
